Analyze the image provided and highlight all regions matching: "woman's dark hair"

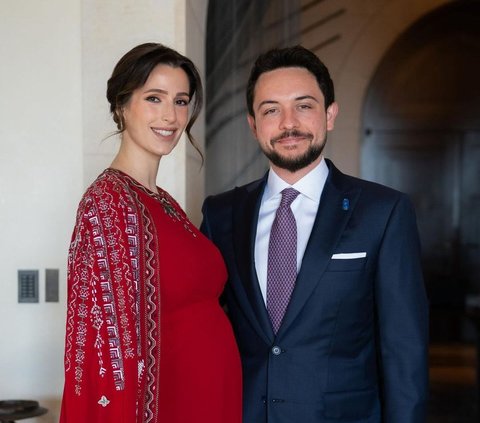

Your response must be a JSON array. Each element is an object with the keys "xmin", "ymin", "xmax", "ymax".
[
  {"xmin": 246, "ymin": 45, "xmax": 334, "ymax": 116},
  {"xmin": 107, "ymin": 43, "xmax": 203, "ymax": 158}
]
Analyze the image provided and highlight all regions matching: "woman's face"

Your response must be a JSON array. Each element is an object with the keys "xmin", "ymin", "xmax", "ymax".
[{"xmin": 121, "ymin": 64, "xmax": 190, "ymax": 159}]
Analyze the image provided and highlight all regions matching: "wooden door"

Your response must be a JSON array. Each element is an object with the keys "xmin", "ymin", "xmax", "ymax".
[
  {"xmin": 361, "ymin": 1, "xmax": 480, "ymax": 341},
  {"xmin": 362, "ymin": 130, "xmax": 465, "ymax": 307},
  {"xmin": 460, "ymin": 133, "xmax": 480, "ymax": 296}
]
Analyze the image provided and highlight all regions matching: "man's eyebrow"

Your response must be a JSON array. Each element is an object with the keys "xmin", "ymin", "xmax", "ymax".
[
  {"xmin": 257, "ymin": 100, "xmax": 278, "ymax": 110},
  {"xmin": 256, "ymin": 95, "xmax": 320, "ymax": 110},
  {"xmin": 296, "ymin": 95, "xmax": 320, "ymax": 103}
]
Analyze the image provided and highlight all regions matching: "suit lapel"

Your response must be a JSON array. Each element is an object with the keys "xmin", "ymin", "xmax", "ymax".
[
  {"xmin": 232, "ymin": 176, "xmax": 275, "ymax": 344},
  {"xmin": 278, "ymin": 162, "xmax": 361, "ymax": 336}
]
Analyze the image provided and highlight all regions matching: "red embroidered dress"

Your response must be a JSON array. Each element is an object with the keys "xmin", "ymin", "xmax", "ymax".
[{"xmin": 60, "ymin": 169, "xmax": 242, "ymax": 422}]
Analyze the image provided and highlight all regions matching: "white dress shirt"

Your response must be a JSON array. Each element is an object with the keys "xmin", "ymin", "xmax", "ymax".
[{"xmin": 254, "ymin": 158, "xmax": 329, "ymax": 303}]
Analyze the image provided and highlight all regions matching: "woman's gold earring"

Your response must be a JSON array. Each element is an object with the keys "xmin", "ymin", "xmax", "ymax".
[{"xmin": 115, "ymin": 109, "xmax": 124, "ymax": 131}]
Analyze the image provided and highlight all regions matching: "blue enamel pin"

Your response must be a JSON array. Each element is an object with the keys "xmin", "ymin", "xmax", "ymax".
[{"xmin": 342, "ymin": 198, "xmax": 350, "ymax": 211}]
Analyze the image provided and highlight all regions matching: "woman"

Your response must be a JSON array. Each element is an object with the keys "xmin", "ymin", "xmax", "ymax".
[{"xmin": 60, "ymin": 43, "xmax": 241, "ymax": 423}]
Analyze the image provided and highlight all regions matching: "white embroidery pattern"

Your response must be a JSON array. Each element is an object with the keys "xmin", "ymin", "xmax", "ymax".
[
  {"xmin": 65, "ymin": 170, "xmax": 161, "ymax": 421},
  {"xmin": 98, "ymin": 395, "xmax": 110, "ymax": 407},
  {"xmin": 93, "ymin": 192, "xmax": 126, "ymax": 391},
  {"xmin": 131, "ymin": 191, "xmax": 160, "ymax": 423}
]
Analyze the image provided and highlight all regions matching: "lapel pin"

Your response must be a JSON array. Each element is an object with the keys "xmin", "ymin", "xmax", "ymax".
[{"xmin": 342, "ymin": 198, "xmax": 349, "ymax": 211}]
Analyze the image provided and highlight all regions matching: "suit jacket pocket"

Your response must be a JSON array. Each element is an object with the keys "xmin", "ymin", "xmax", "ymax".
[
  {"xmin": 323, "ymin": 387, "xmax": 376, "ymax": 420},
  {"xmin": 326, "ymin": 257, "xmax": 367, "ymax": 272}
]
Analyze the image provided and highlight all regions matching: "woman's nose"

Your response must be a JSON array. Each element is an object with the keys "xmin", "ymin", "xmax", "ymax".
[{"xmin": 162, "ymin": 102, "xmax": 177, "ymax": 123}]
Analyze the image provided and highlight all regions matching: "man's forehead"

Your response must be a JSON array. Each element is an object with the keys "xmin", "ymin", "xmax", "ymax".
[
  {"xmin": 254, "ymin": 74, "xmax": 323, "ymax": 106},
  {"xmin": 255, "ymin": 67, "xmax": 321, "ymax": 93}
]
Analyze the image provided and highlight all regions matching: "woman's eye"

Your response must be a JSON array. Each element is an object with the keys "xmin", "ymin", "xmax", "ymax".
[
  {"xmin": 146, "ymin": 96, "xmax": 160, "ymax": 103},
  {"xmin": 176, "ymin": 98, "xmax": 189, "ymax": 106}
]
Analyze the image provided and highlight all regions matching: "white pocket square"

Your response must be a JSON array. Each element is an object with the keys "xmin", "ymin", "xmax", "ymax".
[{"xmin": 331, "ymin": 252, "xmax": 367, "ymax": 259}]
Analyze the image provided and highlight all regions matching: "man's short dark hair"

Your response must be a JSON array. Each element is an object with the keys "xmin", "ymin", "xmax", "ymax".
[{"xmin": 246, "ymin": 45, "xmax": 335, "ymax": 116}]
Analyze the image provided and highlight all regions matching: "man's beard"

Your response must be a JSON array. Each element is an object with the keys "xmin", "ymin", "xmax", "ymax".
[{"xmin": 263, "ymin": 130, "xmax": 326, "ymax": 173}]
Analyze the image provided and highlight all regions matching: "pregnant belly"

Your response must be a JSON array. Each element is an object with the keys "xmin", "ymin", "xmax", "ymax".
[
  {"xmin": 159, "ymin": 300, "xmax": 241, "ymax": 418},
  {"xmin": 161, "ymin": 299, "xmax": 240, "ymax": 376}
]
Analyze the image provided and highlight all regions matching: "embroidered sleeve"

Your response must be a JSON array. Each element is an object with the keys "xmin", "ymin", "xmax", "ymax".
[{"xmin": 61, "ymin": 181, "xmax": 142, "ymax": 422}]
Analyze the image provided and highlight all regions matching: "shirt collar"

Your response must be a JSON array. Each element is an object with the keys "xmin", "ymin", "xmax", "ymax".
[{"xmin": 264, "ymin": 157, "xmax": 329, "ymax": 202}]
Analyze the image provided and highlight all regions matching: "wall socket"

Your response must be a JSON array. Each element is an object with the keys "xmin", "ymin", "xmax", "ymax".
[{"xmin": 18, "ymin": 270, "xmax": 39, "ymax": 303}]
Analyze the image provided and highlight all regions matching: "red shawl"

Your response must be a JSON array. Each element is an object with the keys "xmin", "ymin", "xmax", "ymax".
[{"xmin": 61, "ymin": 169, "xmax": 162, "ymax": 422}]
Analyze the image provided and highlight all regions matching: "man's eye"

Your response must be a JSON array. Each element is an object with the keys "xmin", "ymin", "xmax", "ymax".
[
  {"xmin": 298, "ymin": 104, "xmax": 312, "ymax": 110},
  {"xmin": 263, "ymin": 108, "xmax": 276, "ymax": 115}
]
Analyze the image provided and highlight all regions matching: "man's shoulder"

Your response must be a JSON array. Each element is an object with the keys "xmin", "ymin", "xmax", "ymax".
[
  {"xmin": 327, "ymin": 160, "xmax": 407, "ymax": 203},
  {"xmin": 204, "ymin": 177, "xmax": 265, "ymax": 208},
  {"xmin": 343, "ymin": 172, "xmax": 405, "ymax": 198}
]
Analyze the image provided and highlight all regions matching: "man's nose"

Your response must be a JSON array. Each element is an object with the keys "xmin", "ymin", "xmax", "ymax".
[{"xmin": 279, "ymin": 109, "xmax": 299, "ymax": 130}]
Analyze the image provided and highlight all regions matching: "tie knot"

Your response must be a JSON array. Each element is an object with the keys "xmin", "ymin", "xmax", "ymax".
[{"xmin": 280, "ymin": 188, "xmax": 299, "ymax": 208}]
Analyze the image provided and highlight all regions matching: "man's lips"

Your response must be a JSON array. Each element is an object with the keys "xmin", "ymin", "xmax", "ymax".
[
  {"xmin": 271, "ymin": 130, "xmax": 313, "ymax": 145},
  {"xmin": 274, "ymin": 136, "xmax": 305, "ymax": 143}
]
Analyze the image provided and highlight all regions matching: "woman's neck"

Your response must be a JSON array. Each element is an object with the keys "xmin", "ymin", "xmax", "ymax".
[{"xmin": 110, "ymin": 150, "xmax": 161, "ymax": 194}]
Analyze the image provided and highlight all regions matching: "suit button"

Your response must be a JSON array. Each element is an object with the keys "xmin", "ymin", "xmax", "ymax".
[{"xmin": 271, "ymin": 346, "xmax": 282, "ymax": 355}]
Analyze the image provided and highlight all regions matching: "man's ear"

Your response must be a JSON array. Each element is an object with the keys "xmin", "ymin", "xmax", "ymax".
[
  {"xmin": 326, "ymin": 102, "xmax": 339, "ymax": 131},
  {"xmin": 247, "ymin": 114, "xmax": 257, "ymax": 138}
]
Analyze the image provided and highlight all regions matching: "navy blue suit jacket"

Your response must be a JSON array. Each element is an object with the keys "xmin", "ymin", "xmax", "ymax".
[{"xmin": 201, "ymin": 160, "xmax": 429, "ymax": 422}]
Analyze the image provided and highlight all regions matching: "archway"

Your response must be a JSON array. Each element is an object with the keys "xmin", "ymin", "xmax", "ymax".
[{"xmin": 361, "ymin": 1, "xmax": 480, "ymax": 341}]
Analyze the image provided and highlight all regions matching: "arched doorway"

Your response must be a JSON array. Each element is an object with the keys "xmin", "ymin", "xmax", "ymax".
[{"xmin": 361, "ymin": 2, "xmax": 480, "ymax": 341}]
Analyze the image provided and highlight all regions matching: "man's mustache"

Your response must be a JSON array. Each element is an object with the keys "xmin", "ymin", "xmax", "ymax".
[{"xmin": 271, "ymin": 130, "xmax": 314, "ymax": 144}]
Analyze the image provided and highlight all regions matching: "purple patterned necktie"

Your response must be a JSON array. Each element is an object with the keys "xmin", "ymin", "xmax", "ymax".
[{"xmin": 267, "ymin": 187, "xmax": 300, "ymax": 333}]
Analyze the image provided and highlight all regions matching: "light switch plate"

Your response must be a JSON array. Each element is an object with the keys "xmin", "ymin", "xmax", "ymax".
[{"xmin": 45, "ymin": 268, "xmax": 59, "ymax": 302}]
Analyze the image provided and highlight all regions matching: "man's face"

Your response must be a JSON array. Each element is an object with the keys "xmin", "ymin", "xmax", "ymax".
[{"xmin": 248, "ymin": 67, "xmax": 338, "ymax": 173}]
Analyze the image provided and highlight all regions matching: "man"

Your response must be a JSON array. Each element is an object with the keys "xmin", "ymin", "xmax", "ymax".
[{"xmin": 201, "ymin": 45, "xmax": 428, "ymax": 422}]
